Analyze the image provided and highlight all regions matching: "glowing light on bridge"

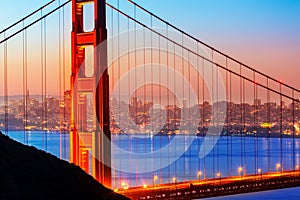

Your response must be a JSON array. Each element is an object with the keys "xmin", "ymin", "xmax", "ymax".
[
  {"xmin": 153, "ymin": 175, "xmax": 158, "ymax": 187},
  {"xmin": 258, "ymin": 168, "xmax": 262, "ymax": 179},
  {"xmin": 216, "ymin": 172, "xmax": 222, "ymax": 183},
  {"xmin": 197, "ymin": 171, "xmax": 202, "ymax": 182},
  {"xmin": 276, "ymin": 163, "xmax": 281, "ymax": 172},
  {"xmin": 143, "ymin": 184, "xmax": 147, "ymax": 189},
  {"xmin": 121, "ymin": 182, "xmax": 129, "ymax": 190},
  {"xmin": 238, "ymin": 167, "xmax": 243, "ymax": 177},
  {"xmin": 172, "ymin": 177, "xmax": 177, "ymax": 188}
]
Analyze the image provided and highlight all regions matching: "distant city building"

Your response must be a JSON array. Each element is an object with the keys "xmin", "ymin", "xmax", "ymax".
[
  {"xmin": 182, "ymin": 99, "xmax": 187, "ymax": 108},
  {"xmin": 64, "ymin": 90, "xmax": 71, "ymax": 115},
  {"xmin": 254, "ymin": 99, "xmax": 261, "ymax": 107}
]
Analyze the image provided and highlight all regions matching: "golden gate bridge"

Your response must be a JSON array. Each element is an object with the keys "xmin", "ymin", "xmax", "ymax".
[{"xmin": 1, "ymin": 0, "xmax": 300, "ymax": 199}]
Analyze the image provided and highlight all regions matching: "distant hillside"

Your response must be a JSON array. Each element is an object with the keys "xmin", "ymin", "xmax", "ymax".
[{"xmin": 0, "ymin": 131, "xmax": 129, "ymax": 200}]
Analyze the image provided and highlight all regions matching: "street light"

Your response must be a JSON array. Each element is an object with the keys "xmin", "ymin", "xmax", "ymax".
[
  {"xmin": 296, "ymin": 165, "xmax": 299, "ymax": 170},
  {"xmin": 121, "ymin": 182, "xmax": 129, "ymax": 190},
  {"xmin": 216, "ymin": 172, "xmax": 221, "ymax": 183},
  {"xmin": 258, "ymin": 168, "xmax": 262, "ymax": 179},
  {"xmin": 172, "ymin": 177, "xmax": 177, "ymax": 188},
  {"xmin": 276, "ymin": 163, "xmax": 281, "ymax": 173},
  {"xmin": 197, "ymin": 171, "xmax": 202, "ymax": 182},
  {"xmin": 143, "ymin": 184, "xmax": 147, "ymax": 190},
  {"xmin": 153, "ymin": 175, "xmax": 158, "ymax": 187},
  {"xmin": 238, "ymin": 167, "xmax": 243, "ymax": 178}
]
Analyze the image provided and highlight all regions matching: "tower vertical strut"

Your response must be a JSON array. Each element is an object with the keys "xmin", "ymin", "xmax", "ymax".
[{"xmin": 71, "ymin": 0, "xmax": 111, "ymax": 188}]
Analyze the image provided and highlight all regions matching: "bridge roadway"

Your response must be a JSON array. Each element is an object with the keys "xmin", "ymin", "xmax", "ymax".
[{"xmin": 119, "ymin": 170, "xmax": 300, "ymax": 200}]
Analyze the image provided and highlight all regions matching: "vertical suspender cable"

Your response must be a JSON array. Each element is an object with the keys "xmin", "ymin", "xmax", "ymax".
[
  {"xmin": 41, "ymin": 10, "xmax": 45, "ymax": 150},
  {"xmin": 150, "ymin": 14, "xmax": 154, "ymax": 184},
  {"xmin": 117, "ymin": 0, "xmax": 122, "ymax": 186},
  {"xmin": 211, "ymin": 50, "xmax": 215, "ymax": 177},
  {"xmin": 292, "ymin": 90, "xmax": 295, "ymax": 171},
  {"xmin": 4, "ymin": 31, "xmax": 8, "ymax": 135},
  {"xmin": 243, "ymin": 78, "xmax": 246, "ymax": 171},
  {"xmin": 44, "ymin": 16, "xmax": 48, "ymax": 151},
  {"xmin": 230, "ymin": 71, "xmax": 232, "ymax": 176},
  {"xmin": 109, "ymin": 2, "xmax": 115, "ymax": 187},
  {"xmin": 23, "ymin": 20, "xmax": 28, "ymax": 144},
  {"xmin": 143, "ymin": 25, "xmax": 147, "ymax": 185},
  {"xmin": 173, "ymin": 41, "xmax": 177, "ymax": 182},
  {"xmin": 197, "ymin": 43, "xmax": 200, "ymax": 174},
  {"xmin": 110, "ymin": 3, "xmax": 115, "ymax": 188},
  {"xmin": 181, "ymin": 33, "xmax": 185, "ymax": 181},
  {"xmin": 253, "ymin": 72, "xmax": 256, "ymax": 174},
  {"xmin": 25, "ymin": 26, "xmax": 28, "ymax": 144},
  {"xmin": 239, "ymin": 64, "xmax": 243, "ymax": 169},
  {"xmin": 255, "ymin": 79, "xmax": 258, "ymax": 174},
  {"xmin": 59, "ymin": 0, "xmax": 63, "ymax": 159},
  {"xmin": 62, "ymin": 3, "xmax": 66, "ymax": 160},
  {"xmin": 25, "ymin": 23, "xmax": 28, "ymax": 144},
  {"xmin": 280, "ymin": 82, "xmax": 283, "ymax": 172},
  {"xmin": 127, "ymin": 15, "xmax": 130, "ymax": 187},
  {"xmin": 226, "ymin": 57, "xmax": 229, "ymax": 175},
  {"xmin": 267, "ymin": 78, "xmax": 270, "ymax": 172},
  {"xmin": 40, "ymin": 11, "xmax": 48, "ymax": 151},
  {"xmin": 117, "ymin": 1, "xmax": 121, "ymax": 187},
  {"xmin": 22, "ymin": 23, "xmax": 25, "ymax": 142},
  {"xmin": 254, "ymin": 72, "xmax": 257, "ymax": 174},
  {"xmin": 166, "ymin": 24, "xmax": 170, "ymax": 183},
  {"xmin": 134, "ymin": 3, "xmax": 138, "ymax": 186},
  {"xmin": 202, "ymin": 58, "xmax": 206, "ymax": 178},
  {"xmin": 216, "ymin": 54, "xmax": 219, "ymax": 175},
  {"xmin": 159, "ymin": 33, "xmax": 162, "ymax": 183},
  {"xmin": 243, "ymin": 67, "xmax": 246, "ymax": 173},
  {"xmin": 188, "ymin": 48, "xmax": 192, "ymax": 181},
  {"xmin": 111, "ymin": 0, "xmax": 114, "ymax": 140}
]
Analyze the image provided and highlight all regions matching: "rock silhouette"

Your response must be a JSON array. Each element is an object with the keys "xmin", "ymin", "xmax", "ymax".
[{"xmin": 0, "ymin": 131, "xmax": 129, "ymax": 200}]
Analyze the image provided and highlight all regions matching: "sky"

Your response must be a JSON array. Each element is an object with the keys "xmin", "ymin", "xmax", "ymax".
[
  {"xmin": 133, "ymin": 0, "xmax": 300, "ymax": 87},
  {"xmin": 0, "ymin": 0, "xmax": 300, "ymax": 97}
]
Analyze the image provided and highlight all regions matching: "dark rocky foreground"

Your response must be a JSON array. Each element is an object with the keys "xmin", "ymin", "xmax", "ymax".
[{"xmin": 0, "ymin": 131, "xmax": 129, "ymax": 200}]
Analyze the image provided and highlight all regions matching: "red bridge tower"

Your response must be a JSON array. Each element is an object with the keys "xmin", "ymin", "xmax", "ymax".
[{"xmin": 70, "ymin": 0, "xmax": 111, "ymax": 188}]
